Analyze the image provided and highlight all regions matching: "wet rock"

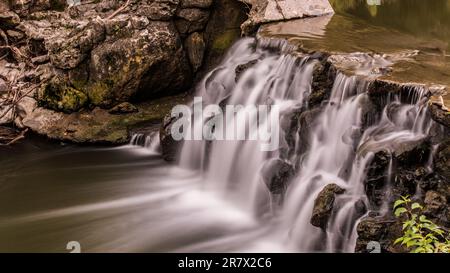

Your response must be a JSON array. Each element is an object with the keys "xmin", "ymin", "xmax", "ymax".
[
  {"xmin": 109, "ymin": 102, "xmax": 139, "ymax": 115},
  {"xmin": 364, "ymin": 138, "xmax": 432, "ymax": 208},
  {"xmin": 355, "ymin": 216, "xmax": 403, "ymax": 253},
  {"xmin": 424, "ymin": 191, "xmax": 447, "ymax": 217},
  {"xmin": 394, "ymin": 138, "xmax": 431, "ymax": 166},
  {"xmin": 357, "ymin": 217, "xmax": 387, "ymax": 241},
  {"xmin": 368, "ymin": 80, "xmax": 429, "ymax": 107},
  {"xmin": 354, "ymin": 199, "xmax": 368, "ymax": 217},
  {"xmin": 235, "ymin": 59, "xmax": 258, "ymax": 82},
  {"xmin": 430, "ymin": 103, "xmax": 450, "ymax": 128},
  {"xmin": 358, "ymin": 93, "xmax": 379, "ymax": 129},
  {"xmin": 185, "ymin": 32, "xmax": 206, "ymax": 72},
  {"xmin": 199, "ymin": 0, "xmax": 247, "ymax": 77},
  {"xmin": 261, "ymin": 158, "xmax": 295, "ymax": 194},
  {"xmin": 23, "ymin": 93, "xmax": 190, "ymax": 144},
  {"xmin": 297, "ymin": 107, "xmax": 321, "ymax": 154},
  {"xmin": 175, "ymin": 8, "xmax": 210, "ymax": 34},
  {"xmin": 310, "ymin": 183, "xmax": 345, "ymax": 229},
  {"xmin": 309, "ymin": 60, "xmax": 335, "ymax": 108},
  {"xmin": 364, "ymin": 150, "xmax": 391, "ymax": 207},
  {"xmin": 160, "ymin": 113, "xmax": 182, "ymax": 162},
  {"xmin": 435, "ymin": 139, "xmax": 450, "ymax": 179}
]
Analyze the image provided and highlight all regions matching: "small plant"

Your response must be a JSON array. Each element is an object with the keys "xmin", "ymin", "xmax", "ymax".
[{"xmin": 393, "ymin": 196, "xmax": 450, "ymax": 253}]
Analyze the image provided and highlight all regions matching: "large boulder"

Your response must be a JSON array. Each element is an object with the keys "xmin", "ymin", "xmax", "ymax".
[{"xmin": 85, "ymin": 21, "xmax": 192, "ymax": 107}]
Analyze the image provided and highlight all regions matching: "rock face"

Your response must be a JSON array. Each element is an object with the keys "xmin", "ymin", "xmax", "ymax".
[
  {"xmin": 356, "ymin": 106, "xmax": 450, "ymax": 252},
  {"xmin": 240, "ymin": 0, "xmax": 334, "ymax": 34},
  {"xmin": 261, "ymin": 158, "xmax": 295, "ymax": 194},
  {"xmin": 185, "ymin": 32, "xmax": 206, "ymax": 72},
  {"xmin": 430, "ymin": 103, "xmax": 450, "ymax": 128},
  {"xmin": 22, "ymin": 93, "xmax": 190, "ymax": 144},
  {"xmin": 0, "ymin": 0, "xmax": 247, "ymax": 143},
  {"xmin": 310, "ymin": 183, "xmax": 345, "ymax": 229},
  {"xmin": 160, "ymin": 113, "xmax": 182, "ymax": 161}
]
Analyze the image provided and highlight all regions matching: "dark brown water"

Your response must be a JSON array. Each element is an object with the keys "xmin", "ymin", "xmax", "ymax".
[
  {"xmin": 330, "ymin": 0, "xmax": 450, "ymax": 51},
  {"xmin": 0, "ymin": 137, "xmax": 271, "ymax": 252}
]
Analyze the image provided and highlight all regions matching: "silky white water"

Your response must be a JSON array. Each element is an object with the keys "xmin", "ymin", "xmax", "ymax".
[{"xmin": 168, "ymin": 38, "xmax": 432, "ymax": 252}]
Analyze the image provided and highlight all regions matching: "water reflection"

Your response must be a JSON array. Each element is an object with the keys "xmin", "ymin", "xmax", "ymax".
[
  {"xmin": 260, "ymin": 0, "xmax": 450, "ymax": 104},
  {"xmin": 330, "ymin": 0, "xmax": 450, "ymax": 51}
]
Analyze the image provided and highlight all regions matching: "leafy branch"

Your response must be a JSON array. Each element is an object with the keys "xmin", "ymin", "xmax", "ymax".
[{"xmin": 394, "ymin": 196, "xmax": 450, "ymax": 253}]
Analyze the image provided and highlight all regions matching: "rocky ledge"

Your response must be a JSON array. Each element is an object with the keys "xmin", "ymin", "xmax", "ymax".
[
  {"xmin": 0, "ymin": 0, "xmax": 248, "ymax": 144},
  {"xmin": 233, "ymin": 29, "xmax": 450, "ymax": 252}
]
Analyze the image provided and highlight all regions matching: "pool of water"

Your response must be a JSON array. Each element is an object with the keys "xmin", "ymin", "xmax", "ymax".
[
  {"xmin": 260, "ymin": 0, "xmax": 450, "ymax": 104},
  {"xmin": 330, "ymin": 0, "xmax": 450, "ymax": 51},
  {"xmin": 0, "ymin": 138, "xmax": 285, "ymax": 253}
]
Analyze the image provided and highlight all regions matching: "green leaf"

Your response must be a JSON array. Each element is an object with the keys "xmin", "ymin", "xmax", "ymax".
[
  {"xmin": 394, "ymin": 199, "xmax": 406, "ymax": 209},
  {"xmin": 395, "ymin": 207, "xmax": 408, "ymax": 217},
  {"xmin": 402, "ymin": 221, "xmax": 411, "ymax": 230},
  {"xmin": 406, "ymin": 239, "xmax": 420, "ymax": 248},
  {"xmin": 419, "ymin": 215, "xmax": 432, "ymax": 223},
  {"xmin": 411, "ymin": 203, "xmax": 423, "ymax": 211},
  {"xmin": 394, "ymin": 237, "xmax": 403, "ymax": 245},
  {"xmin": 412, "ymin": 247, "xmax": 425, "ymax": 253}
]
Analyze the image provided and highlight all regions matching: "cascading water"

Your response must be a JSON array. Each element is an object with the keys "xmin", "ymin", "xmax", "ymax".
[
  {"xmin": 130, "ymin": 131, "xmax": 161, "ymax": 154},
  {"xmin": 178, "ymin": 38, "xmax": 317, "ymax": 213},
  {"xmin": 174, "ymin": 38, "xmax": 435, "ymax": 252},
  {"xmin": 0, "ymin": 37, "xmax": 438, "ymax": 253}
]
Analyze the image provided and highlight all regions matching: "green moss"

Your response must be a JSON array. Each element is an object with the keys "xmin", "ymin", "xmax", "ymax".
[
  {"xmin": 59, "ymin": 87, "xmax": 88, "ymax": 112},
  {"xmin": 212, "ymin": 29, "xmax": 240, "ymax": 51},
  {"xmin": 87, "ymin": 81, "xmax": 112, "ymax": 106},
  {"xmin": 39, "ymin": 80, "xmax": 88, "ymax": 113}
]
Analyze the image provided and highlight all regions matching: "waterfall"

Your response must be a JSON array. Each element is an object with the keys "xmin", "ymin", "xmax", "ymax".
[
  {"xmin": 173, "ymin": 38, "xmax": 434, "ymax": 252},
  {"xmin": 130, "ymin": 131, "xmax": 161, "ymax": 154}
]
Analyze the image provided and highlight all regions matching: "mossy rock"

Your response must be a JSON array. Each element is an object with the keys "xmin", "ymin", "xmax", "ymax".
[{"xmin": 38, "ymin": 79, "xmax": 88, "ymax": 113}]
